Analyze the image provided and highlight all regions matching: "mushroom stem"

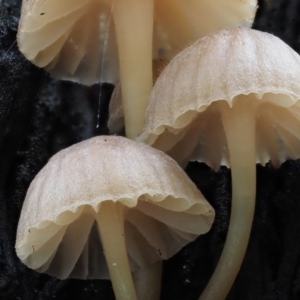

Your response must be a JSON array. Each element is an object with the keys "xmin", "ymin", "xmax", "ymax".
[
  {"xmin": 112, "ymin": 0, "xmax": 154, "ymax": 139},
  {"xmin": 133, "ymin": 261, "xmax": 162, "ymax": 300},
  {"xmin": 200, "ymin": 100, "xmax": 257, "ymax": 300},
  {"xmin": 97, "ymin": 202, "xmax": 138, "ymax": 300}
]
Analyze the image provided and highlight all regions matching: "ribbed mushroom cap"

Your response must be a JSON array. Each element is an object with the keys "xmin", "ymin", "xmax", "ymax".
[
  {"xmin": 139, "ymin": 28, "xmax": 300, "ymax": 169},
  {"xmin": 15, "ymin": 136, "xmax": 214, "ymax": 280},
  {"xmin": 17, "ymin": 0, "xmax": 257, "ymax": 85},
  {"xmin": 17, "ymin": 0, "xmax": 119, "ymax": 85}
]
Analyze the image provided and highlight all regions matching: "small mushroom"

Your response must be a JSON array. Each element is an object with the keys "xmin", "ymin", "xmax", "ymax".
[
  {"xmin": 139, "ymin": 28, "xmax": 300, "ymax": 299},
  {"xmin": 15, "ymin": 136, "xmax": 215, "ymax": 300},
  {"xmin": 17, "ymin": 0, "xmax": 257, "ymax": 138}
]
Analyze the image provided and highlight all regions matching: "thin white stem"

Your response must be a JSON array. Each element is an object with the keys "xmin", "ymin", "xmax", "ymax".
[
  {"xmin": 133, "ymin": 261, "xmax": 162, "ymax": 300},
  {"xmin": 97, "ymin": 202, "xmax": 138, "ymax": 300},
  {"xmin": 200, "ymin": 100, "xmax": 257, "ymax": 300},
  {"xmin": 112, "ymin": 0, "xmax": 154, "ymax": 139}
]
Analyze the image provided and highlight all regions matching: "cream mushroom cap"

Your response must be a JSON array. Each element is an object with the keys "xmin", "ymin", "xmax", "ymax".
[
  {"xmin": 140, "ymin": 27, "xmax": 300, "ymax": 169},
  {"xmin": 15, "ymin": 136, "xmax": 214, "ymax": 280},
  {"xmin": 17, "ymin": 0, "xmax": 119, "ymax": 85},
  {"xmin": 18, "ymin": 0, "xmax": 258, "ymax": 139}
]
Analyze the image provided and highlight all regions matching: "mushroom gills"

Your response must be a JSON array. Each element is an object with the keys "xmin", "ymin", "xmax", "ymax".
[
  {"xmin": 20, "ymin": 0, "xmax": 119, "ymax": 85},
  {"xmin": 159, "ymin": 98, "xmax": 300, "ymax": 170},
  {"xmin": 47, "ymin": 2, "xmax": 119, "ymax": 85},
  {"xmin": 23, "ymin": 198, "xmax": 211, "ymax": 280}
]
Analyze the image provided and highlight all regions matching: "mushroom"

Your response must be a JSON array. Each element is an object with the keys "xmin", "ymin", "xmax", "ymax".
[
  {"xmin": 15, "ymin": 136, "xmax": 215, "ymax": 300},
  {"xmin": 17, "ymin": 0, "xmax": 257, "ymax": 138},
  {"xmin": 138, "ymin": 28, "xmax": 300, "ymax": 299}
]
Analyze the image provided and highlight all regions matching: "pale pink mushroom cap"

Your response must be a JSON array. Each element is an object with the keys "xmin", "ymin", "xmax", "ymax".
[
  {"xmin": 15, "ymin": 136, "xmax": 214, "ymax": 280},
  {"xmin": 139, "ymin": 28, "xmax": 300, "ymax": 169}
]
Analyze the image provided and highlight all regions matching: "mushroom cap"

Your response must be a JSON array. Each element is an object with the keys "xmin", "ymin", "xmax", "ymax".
[
  {"xmin": 16, "ymin": 136, "xmax": 214, "ymax": 279},
  {"xmin": 139, "ymin": 28, "xmax": 300, "ymax": 168},
  {"xmin": 18, "ymin": 0, "xmax": 119, "ymax": 85},
  {"xmin": 17, "ymin": 0, "xmax": 257, "ymax": 85}
]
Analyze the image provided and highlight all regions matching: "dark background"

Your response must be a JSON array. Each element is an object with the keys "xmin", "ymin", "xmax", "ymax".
[{"xmin": 1, "ymin": 0, "xmax": 300, "ymax": 299}]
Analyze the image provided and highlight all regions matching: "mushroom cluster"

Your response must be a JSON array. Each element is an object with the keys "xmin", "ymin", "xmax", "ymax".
[{"xmin": 11, "ymin": 0, "xmax": 300, "ymax": 298}]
